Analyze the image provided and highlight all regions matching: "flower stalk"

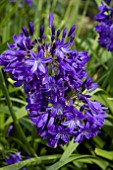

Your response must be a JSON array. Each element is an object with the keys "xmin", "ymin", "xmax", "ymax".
[{"xmin": 0, "ymin": 68, "xmax": 37, "ymax": 157}]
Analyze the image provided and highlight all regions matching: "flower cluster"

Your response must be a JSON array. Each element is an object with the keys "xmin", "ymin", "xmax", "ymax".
[
  {"xmin": 0, "ymin": 14, "xmax": 106, "ymax": 147},
  {"xmin": 95, "ymin": 2, "xmax": 113, "ymax": 51},
  {"xmin": 5, "ymin": 152, "xmax": 26, "ymax": 169}
]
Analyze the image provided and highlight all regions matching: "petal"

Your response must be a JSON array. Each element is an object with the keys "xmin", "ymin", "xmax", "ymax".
[
  {"xmin": 62, "ymin": 28, "xmax": 67, "ymax": 39},
  {"xmin": 31, "ymin": 61, "xmax": 38, "ymax": 73},
  {"xmin": 49, "ymin": 13, "xmax": 54, "ymax": 27},
  {"xmin": 25, "ymin": 59, "xmax": 34, "ymax": 66},
  {"xmin": 13, "ymin": 34, "xmax": 18, "ymax": 41},
  {"xmin": 68, "ymin": 25, "xmax": 76, "ymax": 37},
  {"xmin": 37, "ymin": 114, "xmax": 48, "ymax": 128},
  {"xmin": 74, "ymin": 133, "xmax": 83, "ymax": 143},
  {"xmin": 41, "ymin": 57, "xmax": 52, "ymax": 63},
  {"xmin": 38, "ymin": 63, "xmax": 46, "ymax": 73},
  {"xmin": 40, "ymin": 25, "xmax": 44, "ymax": 36},
  {"xmin": 48, "ymin": 117, "xmax": 54, "ymax": 128},
  {"xmin": 38, "ymin": 49, "xmax": 44, "ymax": 58},
  {"xmin": 30, "ymin": 50, "xmax": 37, "ymax": 59},
  {"xmin": 29, "ymin": 22, "xmax": 34, "ymax": 35},
  {"xmin": 62, "ymin": 134, "xmax": 69, "ymax": 143},
  {"xmin": 14, "ymin": 80, "xmax": 23, "ymax": 87},
  {"xmin": 22, "ymin": 26, "xmax": 29, "ymax": 37}
]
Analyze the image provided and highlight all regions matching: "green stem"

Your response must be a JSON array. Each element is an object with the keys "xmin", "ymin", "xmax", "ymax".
[
  {"xmin": 31, "ymin": 126, "xmax": 37, "ymax": 148},
  {"xmin": 9, "ymin": 137, "xmax": 30, "ymax": 155},
  {"xmin": 0, "ymin": 69, "xmax": 37, "ymax": 157},
  {"xmin": 76, "ymin": 0, "xmax": 90, "ymax": 38}
]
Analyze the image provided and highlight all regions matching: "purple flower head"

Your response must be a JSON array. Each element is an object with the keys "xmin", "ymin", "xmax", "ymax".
[
  {"xmin": 0, "ymin": 13, "xmax": 106, "ymax": 147},
  {"xmin": 95, "ymin": 2, "xmax": 113, "ymax": 51},
  {"xmin": 95, "ymin": 2, "xmax": 113, "ymax": 25}
]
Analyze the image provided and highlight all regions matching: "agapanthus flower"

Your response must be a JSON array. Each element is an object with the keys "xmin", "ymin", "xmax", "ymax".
[
  {"xmin": 5, "ymin": 152, "xmax": 26, "ymax": 169},
  {"xmin": 95, "ymin": 2, "xmax": 113, "ymax": 51},
  {"xmin": 0, "ymin": 13, "xmax": 106, "ymax": 147}
]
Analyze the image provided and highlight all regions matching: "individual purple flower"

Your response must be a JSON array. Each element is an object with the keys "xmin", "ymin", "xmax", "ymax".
[
  {"xmin": 74, "ymin": 122, "xmax": 98, "ymax": 143},
  {"xmin": 7, "ymin": 124, "xmax": 13, "ymax": 134},
  {"xmin": 5, "ymin": 152, "xmax": 22, "ymax": 165},
  {"xmin": 24, "ymin": 49, "xmax": 52, "ymax": 74},
  {"xmin": 48, "ymin": 126, "xmax": 69, "ymax": 148},
  {"xmin": 5, "ymin": 152, "xmax": 26, "ymax": 169},
  {"xmin": 61, "ymin": 104, "xmax": 84, "ymax": 132},
  {"xmin": 68, "ymin": 25, "xmax": 76, "ymax": 37},
  {"xmin": 29, "ymin": 22, "xmax": 34, "ymax": 35},
  {"xmin": 49, "ymin": 13, "xmax": 54, "ymax": 27},
  {"xmin": 0, "ymin": 13, "xmax": 106, "ymax": 147}
]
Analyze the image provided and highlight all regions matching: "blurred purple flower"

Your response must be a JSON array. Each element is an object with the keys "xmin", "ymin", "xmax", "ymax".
[
  {"xmin": 95, "ymin": 2, "xmax": 113, "ymax": 51},
  {"xmin": 105, "ymin": 0, "xmax": 111, "ymax": 4},
  {"xmin": 49, "ymin": 13, "xmax": 54, "ymax": 27},
  {"xmin": 5, "ymin": 152, "xmax": 22, "ymax": 165},
  {"xmin": 5, "ymin": 152, "xmax": 26, "ymax": 169}
]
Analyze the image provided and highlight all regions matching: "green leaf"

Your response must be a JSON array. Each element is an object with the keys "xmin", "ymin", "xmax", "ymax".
[
  {"xmin": 0, "ymin": 0, "xmax": 21, "ymax": 29},
  {"xmin": 4, "ymin": 106, "xmax": 27, "ymax": 126},
  {"xmin": 0, "ymin": 97, "xmax": 27, "ymax": 105},
  {"xmin": 0, "ymin": 155, "xmax": 62, "ymax": 170},
  {"xmin": 0, "ymin": 106, "xmax": 17, "ymax": 114},
  {"xmin": 95, "ymin": 148, "xmax": 113, "ymax": 161},
  {"xmin": 76, "ymin": 157, "xmax": 108, "ymax": 170},
  {"xmin": 60, "ymin": 139, "xmax": 79, "ymax": 161},
  {"xmin": 93, "ymin": 136, "xmax": 105, "ymax": 148},
  {"xmin": 19, "ymin": 117, "xmax": 34, "ymax": 132},
  {"xmin": 47, "ymin": 155, "xmax": 107, "ymax": 170},
  {"xmin": 0, "ymin": 157, "xmax": 41, "ymax": 170},
  {"xmin": 0, "ymin": 114, "xmax": 5, "ymax": 132},
  {"xmin": 0, "ymin": 0, "xmax": 8, "ymax": 11},
  {"xmin": 108, "ymin": 68, "xmax": 113, "ymax": 96},
  {"xmin": 104, "ymin": 119, "xmax": 113, "ymax": 126},
  {"xmin": 91, "ymin": 91, "xmax": 113, "ymax": 113}
]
